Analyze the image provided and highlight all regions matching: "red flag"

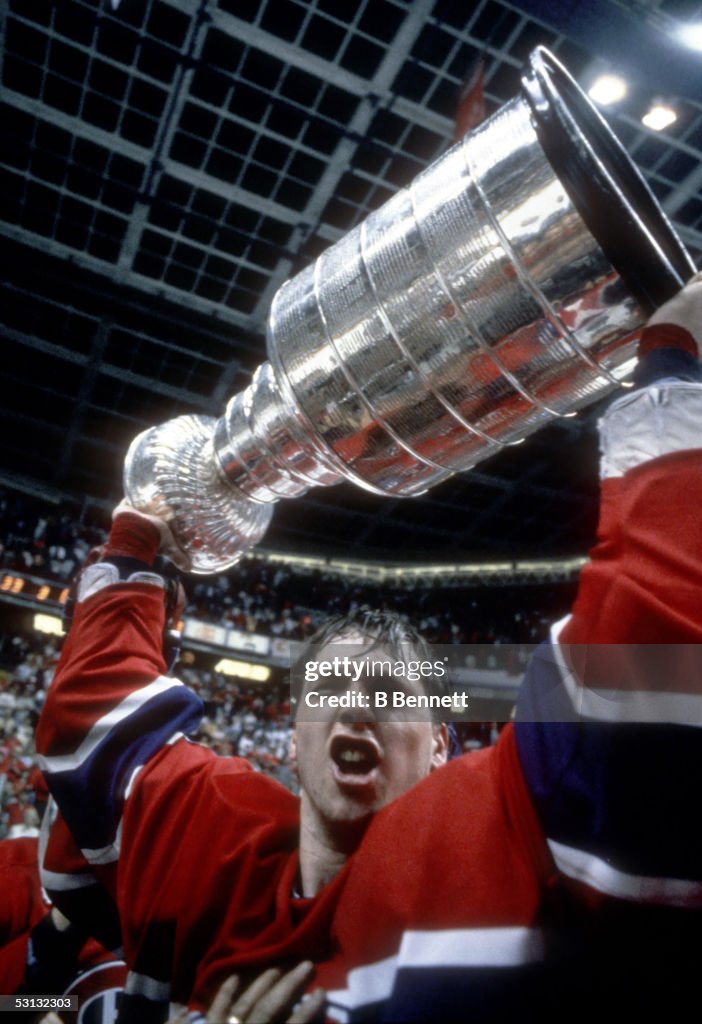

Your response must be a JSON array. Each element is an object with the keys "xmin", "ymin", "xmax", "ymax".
[{"xmin": 453, "ymin": 59, "xmax": 486, "ymax": 142}]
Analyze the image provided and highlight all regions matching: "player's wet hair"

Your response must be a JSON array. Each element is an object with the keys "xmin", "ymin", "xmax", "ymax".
[
  {"xmin": 290, "ymin": 606, "xmax": 449, "ymax": 723},
  {"xmin": 310, "ymin": 607, "xmax": 435, "ymax": 659}
]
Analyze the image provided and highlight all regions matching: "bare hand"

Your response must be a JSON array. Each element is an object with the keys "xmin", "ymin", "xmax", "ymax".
[{"xmin": 168, "ymin": 962, "xmax": 326, "ymax": 1024}]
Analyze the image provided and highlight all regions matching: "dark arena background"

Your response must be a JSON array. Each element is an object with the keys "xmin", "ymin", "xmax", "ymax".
[{"xmin": 0, "ymin": 5, "xmax": 701, "ymax": 1016}]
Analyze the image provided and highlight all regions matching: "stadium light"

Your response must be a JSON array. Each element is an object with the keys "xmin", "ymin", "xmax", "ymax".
[
  {"xmin": 676, "ymin": 23, "xmax": 702, "ymax": 51},
  {"xmin": 641, "ymin": 103, "xmax": 677, "ymax": 131},
  {"xmin": 588, "ymin": 74, "xmax": 627, "ymax": 105}
]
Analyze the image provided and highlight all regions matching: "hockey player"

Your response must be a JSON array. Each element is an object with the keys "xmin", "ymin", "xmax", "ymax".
[{"xmin": 35, "ymin": 275, "xmax": 702, "ymax": 1021}]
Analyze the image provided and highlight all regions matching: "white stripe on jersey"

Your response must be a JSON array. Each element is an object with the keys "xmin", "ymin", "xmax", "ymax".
[
  {"xmin": 548, "ymin": 838, "xmax": 702, "ymax": 907},
  {"xmin": 40, "ymin": 865, "xmax": 97, "ymax": 891},
  {"xmin": 326, "ymin": 926, "xmax": 544, "ymax": 1020},
  {"xmin": 399, "ymin": 925, "xmax": 545, "ymax": 967},
  {"xmin": 125, "ymin": 970, "xmax": 171, "ymax": 1001},
  {"xmin": 76, "ymin": 562, "xmax": 165, "ymax": 602},
  {"xmin": 38, "ymin": 676, "xmax": 186, "ymax": 774},
  {"xmin": 124, "ymin": 763, "xmax": 144, "ymax": 800},
  {"xmin": 326, "ymin": 953, "xmax": 399, "ymax": 1023},
  {"xmin": 549, "ymin": 618, "xmax": 702, "ymax": 727},
  {"xmin": 38, "ymin": 796, "xmax": 97, "ymax": 891},
  {"xmin": 81, "ymin": 815, "xmax": 123, "ymax": 865}
]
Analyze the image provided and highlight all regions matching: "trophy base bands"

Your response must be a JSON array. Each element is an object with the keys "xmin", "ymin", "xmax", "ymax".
[{"xmin": 0, "ymin": 997, "xmax": 78, "ymax": 1011}]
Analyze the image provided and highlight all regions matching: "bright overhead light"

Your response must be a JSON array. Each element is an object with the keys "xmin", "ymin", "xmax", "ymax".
[
  {"xmin": 676, "ymin": 23, "xmax": 702, "ymax": 51},
  {"xmin": 588, "ymin": 74, "xmax": 627, "ymax": 105},
  {"xmin": 641, "ymin": 104, "xmax": 677, "ymax": 131}
]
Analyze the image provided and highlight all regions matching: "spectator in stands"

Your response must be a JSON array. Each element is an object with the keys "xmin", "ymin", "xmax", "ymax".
[{"xmin": 7, "ymin": 805, "xmax": 40, "ymax": 840}]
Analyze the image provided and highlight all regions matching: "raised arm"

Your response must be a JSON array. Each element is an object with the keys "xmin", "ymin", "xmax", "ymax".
[
  {"xmin": 34, "ymin": 513, "xmax": 204, "ymax": 881},
  {"xmin": 515, "ymin": 272, "xmax": 702, "ymax": 908},
  {"xmin": 33, "ymin": 512, "xmax": 298, "ymax": 1017}
]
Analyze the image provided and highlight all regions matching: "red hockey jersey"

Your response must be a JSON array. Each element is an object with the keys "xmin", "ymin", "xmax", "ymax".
[{"xmin": 36, "ymin": 377, "xmax": 702, "ymax": 1021}]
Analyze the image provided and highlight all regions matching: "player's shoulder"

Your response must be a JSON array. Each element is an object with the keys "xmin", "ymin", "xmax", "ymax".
[
  {"xmin": 361, "ymin": 725, "xmax": 544, "ymax": 869},
  {"xmin": 134, "ymin": 737, "xmax": 299, "ymax": 821},
  {"xmin": 366, "ymin": 734, "xmax": 506, "ymax": 842}
]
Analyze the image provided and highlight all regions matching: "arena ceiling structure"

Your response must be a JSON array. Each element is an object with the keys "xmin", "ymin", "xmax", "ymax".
[{"xmin": 2, "ymin": 0, "xmax": 701, "ymax": 564}]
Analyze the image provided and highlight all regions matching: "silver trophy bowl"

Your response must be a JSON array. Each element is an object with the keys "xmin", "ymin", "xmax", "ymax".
[{"xmin": 124, "ymin": 47, "xmax": 695, "ymax": 573}]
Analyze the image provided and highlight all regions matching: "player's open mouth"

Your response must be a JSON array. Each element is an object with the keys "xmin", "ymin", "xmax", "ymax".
[{"xmin": 330, "ymin": 734, "xmax": 381, "ymax": 784}]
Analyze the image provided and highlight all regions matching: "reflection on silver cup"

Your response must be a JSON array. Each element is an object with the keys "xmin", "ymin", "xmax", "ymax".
[{"xmin": 124, "ymin": 47, "xmax": 695, "ymax": 573}]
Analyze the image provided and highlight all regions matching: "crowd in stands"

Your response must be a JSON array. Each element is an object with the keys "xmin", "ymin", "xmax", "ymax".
[
  {"xmin": 0, "ymin": 490, "xmax": 104, "ymax": 585},
  {"xmin": 184, "ymin": 559, "xmax": 569, "ymax": 647},
  {"xmin": 0, "ymin": 487, "xmax": 577, "ymax": 837},
  {"xmin": 0, "ymin": 630, "xmax": 51, "ymax": 841},
  {"xmin": 0, "ymin": 489, "xmax": 575, "ymax": 647},
  {"xmin": 0, "ymin": 627, "xmax": 298, "ymax": 838}
]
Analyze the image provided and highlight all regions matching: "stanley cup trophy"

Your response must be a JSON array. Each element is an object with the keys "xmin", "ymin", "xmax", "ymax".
[{"xmin": 124, "ymin": 48, "xmax": 695, "ymax": 573}]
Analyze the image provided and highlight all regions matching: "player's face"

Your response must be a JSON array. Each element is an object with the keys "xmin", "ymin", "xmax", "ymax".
[{"xmin": 291, "ymin": 635, "xmax": 448, "ymax": 840}]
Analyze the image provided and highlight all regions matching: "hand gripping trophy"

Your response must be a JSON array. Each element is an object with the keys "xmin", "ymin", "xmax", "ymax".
[{"xmin": 124, "ymin": 48, "xmax": 695, "ymax": 573}]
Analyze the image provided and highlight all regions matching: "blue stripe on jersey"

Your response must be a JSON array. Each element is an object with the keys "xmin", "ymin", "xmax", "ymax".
[
  {"xmin": 114, "ymin": 992, "xmax": 169, "ymax": 1024},
  {"xmin": 45, "ymin": 685, "xmax": 203, "ymax": 855},
  {"xmin": 375, "ymin": 964, "xmax": 557, "ymax": 1023},
  {"xmin": 328, "ymin": 928, "xmax": 546, "ymax": 1023},
  {"xmin": 515, "ymin": 644, "xmax": 702, "ymax": 883},
  {"xmin": 362, "ymin": 922, "xmax": 702, "ymax": 1022}
]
